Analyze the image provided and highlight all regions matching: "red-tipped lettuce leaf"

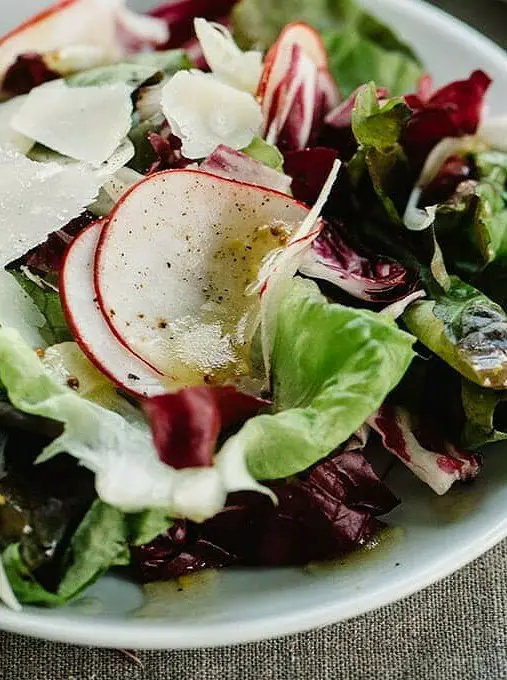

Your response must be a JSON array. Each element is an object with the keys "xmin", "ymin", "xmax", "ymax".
[
  {"xmin": 142, "ymin": 386, "xmax": 267, "ymax": 470},
  {"xmin": 403, "ymin": 70, "xmax": 491, "ymax": 167},
  {"xmin": 201, "ymin": 145, "xmax": 292, "ymax": 193},
  {"xmin": 368, "ymin": 405, "xmax": 482, "ymax": 495},
  {"xmin": 132, "ymin": 449, "xmax": 399, "ymax": 580}
]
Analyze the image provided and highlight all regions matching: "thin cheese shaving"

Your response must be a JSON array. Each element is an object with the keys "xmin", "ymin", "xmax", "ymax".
[
  {"xmin": 194, "ymin": 18, "xmax": 263, "ymax": 94},
  {"xmin": 0, "ymin": 269, "xmax": 46, "ymax": 349},
  {"xmin": 162, "ymin": 71, "xmax": 263, "ymax": 159},
  {"xmin": 11, "ymin": 80, "xmax": 133, "ymax": 166},
  {"xmin": 0, "ymin": 96, "xmax": 32, "ymax": 154},
  {"xmin": 0, "ymin": 148, "xmax": 102, "ymax": 267}
]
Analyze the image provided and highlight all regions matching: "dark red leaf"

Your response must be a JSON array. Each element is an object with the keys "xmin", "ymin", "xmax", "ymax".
[
  {"xmin": 419, "ymin": 154, "xmax": 472, "ymax": 206},
  {"xmin": 2, "ymin": 53, "xmax": 58, "ymax": 96},
  {"xmin": 403, "ymin": 70, "xmax": 492, "ymax": 168},
  {"xmin": 22, "ymin": 211, "xmax": 97, "ymax": 274},
  {"xmin": 132, "ymin": 449, "xmax": 399, "ymax": 581},
  {"xmin": 284, "ymin": 147, "xmax": 339, "ymax": 204},
  {"xmin": 149, "ymin": 0, "xmax": 238, "ymax": 50},
  {"xmin": 142, "ymin": 386, "xmax": 267, "ymax": 470},
  {"xmin": 147, "ymin": 127, "xmax": 191, "ymax": 174}
]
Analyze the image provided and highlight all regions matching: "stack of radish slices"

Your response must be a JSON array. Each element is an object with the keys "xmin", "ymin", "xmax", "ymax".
[{"xmin": 61, "ymin": 169, "xmax": 318, "ymax": 399}]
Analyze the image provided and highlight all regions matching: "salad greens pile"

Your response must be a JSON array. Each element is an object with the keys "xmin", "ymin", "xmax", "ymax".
[{"xmin": 0, "ymin": 0, "xmax": 504, "ymax": 610}]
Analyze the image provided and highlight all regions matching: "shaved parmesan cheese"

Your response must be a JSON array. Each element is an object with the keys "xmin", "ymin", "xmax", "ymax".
[
  {"xmin": 96, "ymin": 138, "xmax": 135, "ymax": 178},
  {"xmin": 0, "ymin": 96, "xmax": 33, "ymax": 154},
  {"xmin": 0, "ymin": 269, "xmax": 46, "ymax": 348},
  {"xmin": 11, "ymin": 80, "xmax": 133, "ymax": 166},
  {"xmin": 0, "ymin": 148, "xmax": 101, "ymax": 267},
  {"xmin": 194, "ymin": 18, "xmax": 263, "ymax": 94},
  {"xmin": 162, "ymin": 71, "xmax": 263, "ymax": 159}
]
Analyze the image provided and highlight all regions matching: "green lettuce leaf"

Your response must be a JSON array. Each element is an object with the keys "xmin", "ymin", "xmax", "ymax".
[
  {"xmin": 433, "ymin": 151, "xmax": 507, "ymax": 280},
  {"xmin": 219, "ymin": 277, "xmax": 414, "ymax": 480},
  {"xmin": 403, "ymin": 276, "xmax": 507, "ymax": 389},
  {"xmin": 57, "ymin": 500, "xmax": 130, "ymax": 600},
  {"xmin": 0, "ymin": 327, "xmax": 269, "ymax": 521},
  {"xmin": 242, "ymin": 137, "xmax": 284, "ymax": 172},
  {"xmin": 11, "ymin": 272, "xmax": 72, "ymax": 345},
  {"xmin": 1, "ymin": 497, "xmax": 173, "ymax": 607},
  {"xmin": 349, "ymin": 84, "xmax": 411, "ymax": 224},
  {"xmin": 125, "ymin": 50, "xmax": 189, "ymax": 75},
  {"xmin": 128, "ymin": 510, "xmax": 173, "ymax": 547},
  {"xmin": 2, "ymin": 544, "xmax": 64, "ymax": 607},
  {"xmin": 324, "ymin": 31, "xmax": 422, "ymax": 98},
  {"xmin": 232, "ymin": 0, "xmax": 422, "ymax": 96},
  {"xmin": 461, "ymin": 379, "xmax": 507, "ymax": 448}
]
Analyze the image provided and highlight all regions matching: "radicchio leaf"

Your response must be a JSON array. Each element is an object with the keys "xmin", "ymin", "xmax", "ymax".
[
  {"xmin": 2, "ymin": 53, "xmax": 59, "ymax": 96},
  {"xmin": 201, "ymin": 144, "xmax": 292, "ymax": 193},
  {"xmin": 147, "ymin": 126, "xmax": 191, "ymax": 174},
  {"xmin": 150, "ymin": 0, "xmax": 239, "ymax": 50},
  {"xmin": 368, "ymin": 405, "xmax": 481, "ymax": 495},
  {"xmin": 142, "ymin": 386, "xmax": 268, "ymax": 470},
  {"xmin": 299, "ymin": 223, "xmax": 420, "ymax": 305},
  {"xmin": 403, "ymin": 71, "xmax": 492, "ymax": 168},
  {"xmin": 321, "ymin": 86, "xmax": 389, "ymax": 160},
  {"xmin": 22, "ymin": 211, "xmax": 97, "ymax": 275},
  {"xmin": 132, "ymin": 449, "xmax": 399, "ymax": 580},
  {"xmin": 283, "ymin": 147, "xmax": 338, "ymax": 204}
]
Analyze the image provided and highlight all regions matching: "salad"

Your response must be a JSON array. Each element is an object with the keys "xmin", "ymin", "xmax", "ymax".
[{"xmin": 0, "ymin": 0, "xmax": 505, "ymax": 612}]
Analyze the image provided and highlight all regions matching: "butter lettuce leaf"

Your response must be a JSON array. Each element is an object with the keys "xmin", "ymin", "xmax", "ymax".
[
  {"xmin": 0, "ymin": 328, "xmax": 269, "ymax": 522},
  {"xmin": 404, "ymin": 276, "xmax": 507, "ymax": 389},
  {"xmin": 219, "ymin": 277, "xmax": 415, "ymax": 480}
]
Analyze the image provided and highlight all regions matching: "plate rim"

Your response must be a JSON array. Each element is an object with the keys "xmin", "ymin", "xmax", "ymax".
[{"xmin": 2, "ymin": 0, "xmax": 507, "ymax": 649}]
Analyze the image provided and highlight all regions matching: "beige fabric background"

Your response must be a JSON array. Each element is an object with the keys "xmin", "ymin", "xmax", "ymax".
[{"xmin": 1, "ymin": 1, "xmax": 507, "ymax": 678}]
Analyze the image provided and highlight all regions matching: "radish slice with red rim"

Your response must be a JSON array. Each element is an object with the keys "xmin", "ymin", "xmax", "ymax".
[
  {"xmin": 94, "ymin": 170, "xmax": 310, "ymax": 389},
  {"xmin": 61, "ymin": 219, "xmax": 168, "ymax": 398}
]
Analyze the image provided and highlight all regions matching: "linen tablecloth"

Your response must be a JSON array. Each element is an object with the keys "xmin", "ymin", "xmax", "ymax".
[{"xmin": 1, "ymin": 2, "xmax": 507, "ymax": 678}]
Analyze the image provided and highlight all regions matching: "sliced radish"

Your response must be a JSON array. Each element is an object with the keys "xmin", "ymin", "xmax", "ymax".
[
  {"xmin": 257, "ymin": 22, "xmax": 339, "ymax": 151},
  {"xmin": 0, "ymin": 0, "xmax": 119, "ymax": 79},
  {"xmin": 61, "ymin": 219, "xmax": 167, "ymax": 398},
  {"xmin": 95, "ymin": 170, "xmax": 309, "ymax": 388},
  {"xmin": 0, "ymin": 0, "xmax": 168, "ymax": 80}
]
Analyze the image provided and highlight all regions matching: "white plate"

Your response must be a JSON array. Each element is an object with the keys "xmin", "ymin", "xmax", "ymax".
[{"xmin": 2, "ymin": 0, "xmax": 507, "ymax": 650}]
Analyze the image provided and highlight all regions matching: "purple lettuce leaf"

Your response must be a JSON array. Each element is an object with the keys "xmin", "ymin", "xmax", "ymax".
[
  {"xmin": 132, "ymin": 449, "xmax": 399, "ymax": 581},
  {"xmin": 299, "ymin": 222, "xmax": 421, "ymax": 305}
]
